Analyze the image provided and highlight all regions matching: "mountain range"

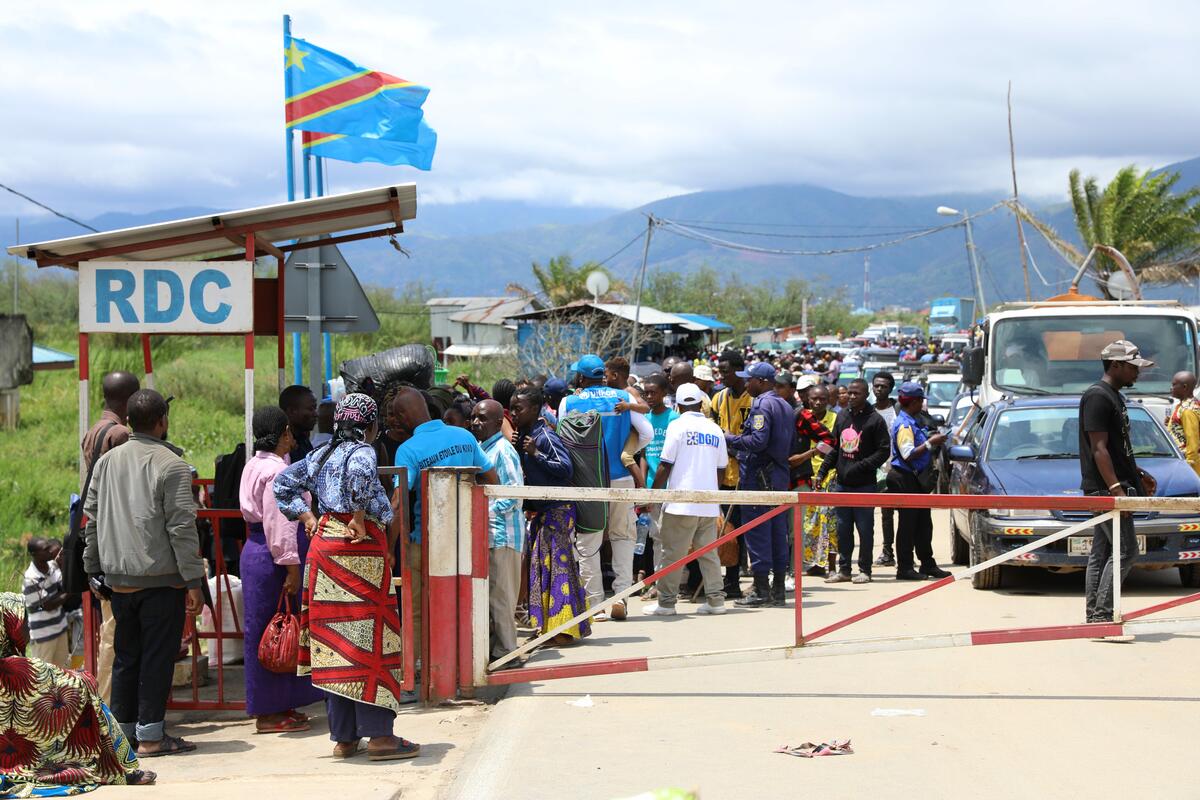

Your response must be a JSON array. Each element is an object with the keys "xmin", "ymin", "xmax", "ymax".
[{"xmin": 7, "ymin": 156, "xmax": 1199, "ymax": 309}]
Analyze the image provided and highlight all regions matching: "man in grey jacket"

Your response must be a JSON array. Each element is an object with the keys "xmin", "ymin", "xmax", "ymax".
[{"xmin": 84, "ymin": 389, "xmax": 204, "ymax": 757}]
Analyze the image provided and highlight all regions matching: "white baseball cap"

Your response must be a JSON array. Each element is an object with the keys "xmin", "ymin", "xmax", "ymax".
[{"xmin": 675, "ymin": 383, "xmax": 706, "ymax": 407}]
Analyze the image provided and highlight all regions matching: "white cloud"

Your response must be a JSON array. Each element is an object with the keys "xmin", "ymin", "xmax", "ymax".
[{"xmin": 0, "ymin": 0, "xmax": 1196, "ymax": 221}]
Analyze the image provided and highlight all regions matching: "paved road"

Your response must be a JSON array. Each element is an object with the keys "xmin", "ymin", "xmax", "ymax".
[{"xmin": 451, "ymin": 510, "xmax": 1200, "ymax": 800}]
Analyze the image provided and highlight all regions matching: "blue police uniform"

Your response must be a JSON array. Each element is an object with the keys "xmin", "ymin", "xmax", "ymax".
[{"xmin": 726, "ymin": 391, "xmax": 794, "ymax": 578}]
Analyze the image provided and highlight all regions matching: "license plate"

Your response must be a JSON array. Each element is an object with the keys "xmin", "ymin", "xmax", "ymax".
[{"xmin": 1067, "ymin": 535, "xmax": 1147, "ymax": 556}]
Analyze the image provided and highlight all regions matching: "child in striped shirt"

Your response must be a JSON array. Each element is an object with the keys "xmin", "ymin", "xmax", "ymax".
[{"xmin": 22, "ymin": 537, "xmax": 71, "ymax": 667}]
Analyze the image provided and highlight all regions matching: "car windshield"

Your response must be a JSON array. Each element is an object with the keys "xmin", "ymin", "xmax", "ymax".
[
  {"xmin": 986, "ymin": 406, "xmax": 1177, "ymax": 461},
  {"xmin": 991, "ymin": 314, "xmax": 1196, "ymax": 396},
  {"xmin": 926, "ymin": 380, "xmax": 959, "ymax": 406}
]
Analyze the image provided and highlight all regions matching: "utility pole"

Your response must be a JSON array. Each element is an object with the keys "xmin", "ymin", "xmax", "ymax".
[
  {"xmin": 963, "ymin": 210, "xmax": 986, "ymax": 312},
  {"xmin": 863, "ymin": 255, "xmax": 871, "ymax": 311},
  {"xmin": 1008, "ymin": 81, "xmax": 1032, "ymax": 301},
  {"xmin": 628, "ymin": 215, "xmax": 655, "ymax": 365},
  {"xmin": 801, "ymin": 295, "xmax": 809, "ymax": 339},
  {"xmin": 12, "ymin": 218, "xmax": 17, "ymax": 314}
]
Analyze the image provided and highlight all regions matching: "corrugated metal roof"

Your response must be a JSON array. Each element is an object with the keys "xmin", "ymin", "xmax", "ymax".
[
  {"xmin": 449, "ymin": 296, "xmax": 536, "ymax": 325},
  {"xmin": 673, "ymin": 312, "xmax": 733, "ymax": 331},
  {"xmin": 8, "ymin": 184, "xmax": 417, "ymax": 268},
  {"xmin": 506, "ymin": 302, "xmax": 710, "ymax": 331}
]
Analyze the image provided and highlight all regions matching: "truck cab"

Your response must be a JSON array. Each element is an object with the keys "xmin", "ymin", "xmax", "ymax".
[{"xmin": 970, "ymin": 300, "xmax": 1199, "ymax": 417}]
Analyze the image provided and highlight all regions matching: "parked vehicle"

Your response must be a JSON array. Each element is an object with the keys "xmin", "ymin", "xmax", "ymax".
[
  {"xmin": 963, "ymin": 299, "xmax": 1200, "ymax": 418},
  {"xmin": 946, "ymin": 396, "xmax": 1200, "ymax": 589},
  {"xmin": 928, "ymin": 297, "xmax": 975, "ymax": 337},
  {"xmin": 923, "ymin": 372, "xmax": 963, "ymax": 418}
]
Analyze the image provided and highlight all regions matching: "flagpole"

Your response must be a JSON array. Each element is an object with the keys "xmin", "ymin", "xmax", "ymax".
[
  {"xmin": 285, "ymin": 14, "xmax": 303, "ymax": 386},
  {"xmin": 314, "ymin": 155, "xmax": 333, "ymax": 387}
]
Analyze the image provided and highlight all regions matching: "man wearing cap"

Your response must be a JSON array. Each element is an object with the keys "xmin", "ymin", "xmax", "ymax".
[
  {"xmin": 644, "ymin": 383, "xmax": 729, "ymax": 616},
  {"xmin": 725, "ymin": 361, "xmax": 795, "ymax": 606},
  {"xmin": 887, "ymin": 382, "xmax": 950, "ymax": 580},
  {"xmin": 1080, "ymin": 340, "xmax": 1157, "ymax": 624},
  {"xmin": 541, "ymin": 377, "xmax": 569, "ymax": 428},
  {"xmin": 774, "ymin": 370, "xmax": 798, "ymax": 407},
  {"xmin": 693, "ymin": 363, "xmax": 715, "ymax": 396},
  {"xmin": 560, "ymin": 354, "xmax": 653, "ymax": 620}
]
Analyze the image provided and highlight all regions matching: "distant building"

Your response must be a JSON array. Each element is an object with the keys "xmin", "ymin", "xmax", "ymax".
[
  {"xmin": 507, "ymin": 302, "xmax": 731, "ymax": 378},
  {"xmin": 426, "ymin": 296, "xmax": 539, "ymax": 359}
]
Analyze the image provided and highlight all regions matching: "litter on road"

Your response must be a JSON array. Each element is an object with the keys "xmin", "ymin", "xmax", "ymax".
[{"xmin": 774, "ymin": 740, "xmax": 854, "ymax": 758}]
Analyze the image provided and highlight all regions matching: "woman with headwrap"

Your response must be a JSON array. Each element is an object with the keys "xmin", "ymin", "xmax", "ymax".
[
  {"xmin": 273, "ymin": 394, "xmax": 418, "ymax": 762},
  {"xmin": 0, "ymin": 593, "xmax": 154, "ymax": 795},
  {"xmin": 238, "ymin": 406, "xmax": 323, "ymax": 733}
]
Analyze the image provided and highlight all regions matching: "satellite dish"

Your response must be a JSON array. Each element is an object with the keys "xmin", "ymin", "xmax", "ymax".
[
  {"xmin": 1106, "ymin": 270, "xmax": 1135, "ymax": 301},
  {"xmin": 585, "ymin": 271, "xmax": 610, "ymax": 301}
]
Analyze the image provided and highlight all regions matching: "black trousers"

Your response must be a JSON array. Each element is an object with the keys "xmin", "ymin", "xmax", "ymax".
[
  {"xmin": 110, "ymin": 586, "xmax": 186, "ymax": 739},
  {"xmin": 887, "ymin": 470, "xmax": 934, "ymax": 571}
]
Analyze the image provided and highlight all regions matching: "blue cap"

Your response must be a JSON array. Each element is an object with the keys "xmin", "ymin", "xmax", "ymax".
[
  {"xmin": 736, "ymin": 362, "xmax": 777, "ymax": 381},
  {"xmin": 544, "ymin": 377, "xmax": 568, "ymax": 396},
  {"xmin": 569, "ymin": 354, "xmax": 606, "ymax": 379},
  {"xmin": 897, "ymin": 381, "xmax": 925, "ymax": 399}
]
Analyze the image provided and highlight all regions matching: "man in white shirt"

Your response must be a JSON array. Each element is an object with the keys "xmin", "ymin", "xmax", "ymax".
[{"xmin": 644, "ymin": 383, "xmax": 729, "ymax": 616}]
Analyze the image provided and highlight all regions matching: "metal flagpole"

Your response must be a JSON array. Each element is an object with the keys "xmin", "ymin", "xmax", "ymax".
[
  {"xmin": 284, "ymin": 14, "xmax": 303, "ymax": 387},
  {"xmin": 314, "ymin": 156, "xmax": 333, "ymax": 389}
]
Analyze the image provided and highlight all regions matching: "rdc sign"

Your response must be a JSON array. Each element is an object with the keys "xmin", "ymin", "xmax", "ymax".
[{"xmin": 79, "ymin": 261, "xmax": 254, "ymax": 334}]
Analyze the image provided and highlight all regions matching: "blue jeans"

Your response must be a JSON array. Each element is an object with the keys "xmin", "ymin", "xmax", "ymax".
[{"xmin": 835, "ymin": 483, "xmax": 878, "ymax": 575}]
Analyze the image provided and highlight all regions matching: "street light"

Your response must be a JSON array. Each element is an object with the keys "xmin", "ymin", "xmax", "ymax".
[{"xmin": 937, "ymin": 205, "xmax": 986, "ymax": 312}]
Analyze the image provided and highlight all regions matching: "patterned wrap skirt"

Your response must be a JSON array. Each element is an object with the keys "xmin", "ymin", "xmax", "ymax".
[
  {"xmin": 528, "ymin": 503, "xmax": 591, "ymax": 641},
  {"xmin": 298, "ymin": 514, "xmax": 404, "ymax": 713}
]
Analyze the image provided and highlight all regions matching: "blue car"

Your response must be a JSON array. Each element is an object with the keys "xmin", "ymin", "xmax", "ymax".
[{"xmin": 947, "ymin": 396, "xmax": 1200, "ymax": 589}]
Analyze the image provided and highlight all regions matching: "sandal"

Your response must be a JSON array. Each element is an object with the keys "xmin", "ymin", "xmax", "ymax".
[
  {"xmin": 333, "ymin": 739, "xmax": 362, "ymax": 759},
  {"xmin": 256, "ymin": 715, "xmax": 311, "ymax": 734},
  {"xmin": 127, "ymin": 769, "xmax": 157, "ymax": 785},
  {"xmin": 138, "ymin": 735, "xmax": 197, "ymax": 758},
  {"xmin": 367, "ymin": 738, "xmax": 421, "ymax": 761}
]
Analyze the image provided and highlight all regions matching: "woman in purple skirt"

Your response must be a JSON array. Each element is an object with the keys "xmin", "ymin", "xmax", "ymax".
[{"xmin": 238, "ymin": 406, "xmax": 323, "ymax": 732}]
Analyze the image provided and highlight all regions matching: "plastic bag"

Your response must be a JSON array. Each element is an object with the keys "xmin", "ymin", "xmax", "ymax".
[{"xmin": 340, "ymin": 344, "xmax": 435, "ymax": 394}]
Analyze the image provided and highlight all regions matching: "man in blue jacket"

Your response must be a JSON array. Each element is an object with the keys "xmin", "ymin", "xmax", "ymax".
[
  {"xmin": 725, "ymin": 362, "xmax": 795, "ymax": 607},
  {"xmin": 558, "ymin": 354, "xmax": 652, "ymax": 620}
]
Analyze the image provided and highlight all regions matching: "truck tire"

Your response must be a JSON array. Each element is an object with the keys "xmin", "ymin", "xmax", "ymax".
[
  {"xmin": 950, "ymin": 517, "xmax": 969, "ymax": 566},
  {"xmin": 969, "ymin": 512, "xmax": 1003, "ymax": 590},
  {"xmin": 1180, "ymin": 565, "xmax": 1200, "ymax": 588}
]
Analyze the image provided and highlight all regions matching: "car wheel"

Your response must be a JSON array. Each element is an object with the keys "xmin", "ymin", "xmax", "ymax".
[
  {"xmin": 968, "ymin": 511, "xmax": 1002, "ymax": 590},
  {"xmin": 1180, "ymin": 565, "xmax": 1200, "ymax": 588},
  {"xmin": 950, "ymin": 515, "xmax": 969, "ymax": 566}
]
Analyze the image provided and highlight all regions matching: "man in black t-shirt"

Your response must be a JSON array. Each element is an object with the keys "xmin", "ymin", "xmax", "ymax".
[{"xmin": 1079, "ymin": 340, "xmax": 1158, "ymax": 624}]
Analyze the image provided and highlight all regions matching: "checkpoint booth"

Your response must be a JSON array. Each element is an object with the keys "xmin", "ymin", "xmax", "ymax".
[{"xmin": 7, "ymin": 184, "xmax": 417, "ymax": 709}]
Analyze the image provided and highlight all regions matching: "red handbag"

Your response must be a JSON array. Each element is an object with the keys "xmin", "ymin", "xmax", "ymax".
[{"xmin": 257, "ymin": 589, "xmax": 301, "ymax": 674}]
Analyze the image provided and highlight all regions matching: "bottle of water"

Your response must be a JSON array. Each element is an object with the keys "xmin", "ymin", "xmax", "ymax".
[{"xmin": 634, "ymin": 513, "xmax": 650, "ymax": 555}]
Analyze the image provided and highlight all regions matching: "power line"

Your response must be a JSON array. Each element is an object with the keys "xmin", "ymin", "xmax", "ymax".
[
  {"xmin": 0, "ymin": 182, "xmax": 98, "ymax": 233},
  {"xmin": 654, "ymin": 204, "xmax": 1004, "ymax": 257},
  {"xmin": 664, "ymin": 222, "xmax": 937, "ymax": 239},
  {"xmin": 665, "ymin": 217, "xmax": 948, "ymax": 230}
]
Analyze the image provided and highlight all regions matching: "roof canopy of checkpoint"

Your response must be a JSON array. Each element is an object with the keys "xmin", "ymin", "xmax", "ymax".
[{"xmin": 6, "ymin": 183, "xmax": 417, "ymax": 477}]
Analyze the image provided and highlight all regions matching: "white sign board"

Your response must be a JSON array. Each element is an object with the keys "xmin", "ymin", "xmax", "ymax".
[{"xmin": 79, "ymin": 261, "xmax": 254, "ymax": 334}]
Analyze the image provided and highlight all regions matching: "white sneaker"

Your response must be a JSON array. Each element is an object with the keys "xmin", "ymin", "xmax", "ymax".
[
  {"xmin": 643, "ymin": 603, "xmax": 677, "ymax": 616},
  {"xmin": 784, "ymin": 576, "xmax": 796, "ymax": 592},
  {"xmin": 696, "ymin": 602, "xmax": 727, "ymax": 615}
]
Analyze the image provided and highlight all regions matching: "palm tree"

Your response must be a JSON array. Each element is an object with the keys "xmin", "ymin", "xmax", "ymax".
[
  {"xmin": 507, "ymin": 254, "xmax": 624, "ymax": 305},
  {"xmin": 1068, "ymin": 166, "xmax": 1200, "ymax": 295}
]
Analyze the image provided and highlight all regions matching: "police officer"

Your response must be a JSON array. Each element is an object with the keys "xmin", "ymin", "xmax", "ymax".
[{"xmin": 725, "ymin": 361, "xmax": 795, "ymax": 607}]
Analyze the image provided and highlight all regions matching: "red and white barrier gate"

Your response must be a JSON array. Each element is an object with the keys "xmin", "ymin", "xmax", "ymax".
[{"xmin": 408, "ymin": 479, "xmax": 1200, "ymax": 694}]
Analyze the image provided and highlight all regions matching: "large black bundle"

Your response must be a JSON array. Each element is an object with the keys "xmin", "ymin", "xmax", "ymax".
[{"xmin": 341, "ymin": 344, "xmax": 435, "ymax": 394}]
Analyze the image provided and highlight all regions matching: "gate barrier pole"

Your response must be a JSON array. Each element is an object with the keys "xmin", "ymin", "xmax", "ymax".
[
  {"xmin": 1113, "ymin": 511, "xmax": 1123, "ymax": 623},
  {"xmin": 426, "ymin": 470, "xmax": 458, "ymax": 703},
  {"xmin": 470, "ymin": 484, "xmax": 490, "ymax": 689}
]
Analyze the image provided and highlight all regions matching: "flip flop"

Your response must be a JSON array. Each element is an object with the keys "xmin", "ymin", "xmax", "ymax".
[
  {"xmin": 138, "ymin": 735, "xmax": 197, "ymax": 758},
  {"xmin": 255, "ymin": 716, "xmax": 311, "ymax": 734},
  {"xmin": 127, "ymin": 770, "xmax": 157, "ymax": 785},
  {"xmin": 285, "ymin": 710, "xmax": 310, "ymax": 723},
  {"xmin": 367, "ymin": 739, "xmax": 421, "ymax": 761},
  {"xmin": 333, "ymin": 739, "xmax": 362, "ymax": 759}
]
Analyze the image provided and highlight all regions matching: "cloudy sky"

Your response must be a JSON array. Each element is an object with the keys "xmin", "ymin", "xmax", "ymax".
[{"xmin": 1, "ymin": 0, "xmax": 1197, "ymax": 220}]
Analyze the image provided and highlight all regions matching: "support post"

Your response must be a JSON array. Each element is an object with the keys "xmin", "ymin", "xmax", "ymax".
[
  {"xmin": 141, "ymin": 334, "xmax": 154, "ymax": 390},
  {"xmin": 425, "ymin": 470, "xmax": 459, "ymax": 703},
  {"xmin": 244, "ymin": 234, "xmax": 255, "ymax": 453},
  {"xmin": 794, "ymin": 504, "xmax": 805, "ymax": 645},
  {"xmin": 277, "ymin": 255, "xmax": 286, "ymax": 392},
  {"xmin": 305, "ymin": 258, "xmax": 324, "ymax": 398},
  {"xmin": 1113, "ymin": 511, "xmax": 1123, "ymax": 623},
  {"xmin": 78, "ymin": 332, "xmax": 89, "ymax": 487}
]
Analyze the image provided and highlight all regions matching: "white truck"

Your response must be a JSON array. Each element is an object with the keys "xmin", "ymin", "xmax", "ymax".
[{"xmin": 962, "ymin": 299, "xmax": 1199, "ymax": 417}]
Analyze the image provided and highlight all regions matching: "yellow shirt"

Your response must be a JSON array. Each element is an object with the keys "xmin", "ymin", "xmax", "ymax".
[
  {"xmin": 711, "ymin": 387, "xmax": 753, "ymax": 487},
  {"xmin": 809, "ymin": 409, "xmax": 838, "ymax": 477}
]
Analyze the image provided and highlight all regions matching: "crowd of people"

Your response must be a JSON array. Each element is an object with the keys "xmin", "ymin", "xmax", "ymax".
[{"xmin": 14, "ymin": 326, "xmax": 1176, "ymax": 793}]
